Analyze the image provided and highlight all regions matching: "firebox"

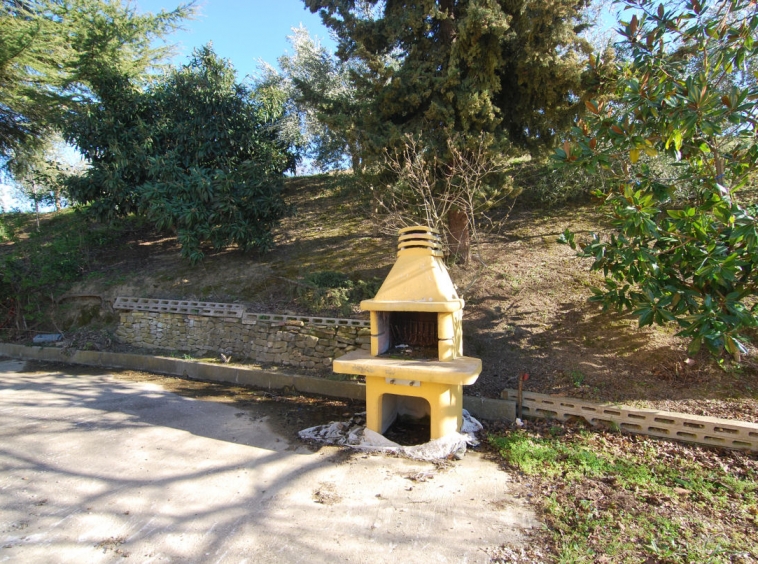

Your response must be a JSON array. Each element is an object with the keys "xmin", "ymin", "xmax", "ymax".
[{"xmin": 333, "ymin": 226, "xmax": 481, "ymax": 440}]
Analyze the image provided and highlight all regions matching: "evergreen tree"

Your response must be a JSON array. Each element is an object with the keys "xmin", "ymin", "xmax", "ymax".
[
  {"xmin": 303, "ymin": 0, "xmax": 600, "ymax": 164},
  {"xmin": 0, "ymin": 0, "xmax": 191, "ymax": 160},
  {"xmin": 304, "ymin": 0, "xmax": 603, "ymax": 262}
]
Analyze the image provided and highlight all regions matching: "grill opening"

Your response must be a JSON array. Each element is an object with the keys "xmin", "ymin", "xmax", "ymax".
[
  {"xmin": 382, "ymin": 311, "xmax": 440, "ymax": 359},
  {"xmin": 389, "ymin": 312, "xmax": 438, "ymax": 348}
]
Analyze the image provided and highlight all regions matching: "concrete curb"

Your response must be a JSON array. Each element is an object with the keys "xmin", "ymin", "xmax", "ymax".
[{"xmin": 0, "ymin": 343, "xmax": 517, "ymax": 422}]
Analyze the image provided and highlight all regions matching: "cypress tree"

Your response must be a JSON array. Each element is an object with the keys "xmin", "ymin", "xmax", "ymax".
[{"xmin": 304, "ymin": 0, "xmax": 599, "ymax": 162}]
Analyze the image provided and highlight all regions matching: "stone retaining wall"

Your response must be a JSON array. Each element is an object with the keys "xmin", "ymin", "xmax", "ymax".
[{"xmin": 114, "ymin": 299, "xmax": 371, "ymax": 369}]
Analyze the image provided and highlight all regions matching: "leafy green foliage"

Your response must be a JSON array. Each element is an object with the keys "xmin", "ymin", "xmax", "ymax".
[
  {"xmin": 555, "ymin": 0, "xmax": 758, "ymax": 359},
  {"xmin": 513, "ymin": 158, "xmax": 610, "ymax": 207},
  {"xmin": 0, "ymin": 209, "xmax": 123, "ymax": 332},
  {"xmin": 0, "ymin": 0, "xmax": 190, "ymax": 160},
  {"xmin": 256, "ymin": 26, "xmax": 359, "ymax": 172},
  {"xmin": 66, "ymin": 46, "xmax": 293, "ymax": 263},
  {"xmin": 5, "ymin": 137, "xmax": 79, "ymax": 216},
  {"xmin": 295, "ymin": 270, "xmax": 382, "ymax": 315},
  {"xmin": 305, "ymin": 0, "xmax": 604, "ymax": 263}
]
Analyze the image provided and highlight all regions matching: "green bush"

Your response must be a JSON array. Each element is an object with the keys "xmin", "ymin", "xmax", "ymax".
[
  {"xmin": 0, "ymin": 210, "xmax": 125, "ymax": 333},
  {"xmin": 512, "ymin": 160, "xmax": 608, "ymax": 207},
  {"xmin": 296, "ymin": 271, "xmax": 382, "ymax": 316},
  {"xmin": 66, "ymin": 46, "xmax": 293, "ymax": 264},
  {"xmin": 556, "ymin": 0, "xmax": 758, "ymax": 359}
]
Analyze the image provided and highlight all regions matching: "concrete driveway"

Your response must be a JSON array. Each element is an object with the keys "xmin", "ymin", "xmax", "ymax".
[{"xmin": 0, "ymin": 358, "xmax": 537, "ymax": 563}]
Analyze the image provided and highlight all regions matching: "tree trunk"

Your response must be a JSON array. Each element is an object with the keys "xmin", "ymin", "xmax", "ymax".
[
  {"xmin": 32, "ymin": 183, "xmax": 40, "ymax": 230},
  {"xmin": 448, "ymin": 207, "xmax": 470, "ymax": 265},
  {"xmin": 349, "ymin": 139, "xmax": 362, "ymax": 173},
  {"xmin": 438, "ymin": 0, "xmax": 456, "ymax": 43}
]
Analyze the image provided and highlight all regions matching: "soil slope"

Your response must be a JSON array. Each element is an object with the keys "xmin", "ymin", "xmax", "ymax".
[{"xmin": 26, "ymin": 175, "xmax": 758, "ymax": 423}]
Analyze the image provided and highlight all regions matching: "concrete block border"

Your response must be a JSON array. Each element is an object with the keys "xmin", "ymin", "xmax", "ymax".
[
  {"xmin": 113, "ymin": 297, "xmax": 244, "ymax": 318},
  {"xmin": 502, "ymin": 388, "xmax": 758, "ymax": 451},
  {"xmin": 0, "ymin": 343, "xmax": 514, "ymax": 423},
  {"xmin": 114, "ymin": 296, "xmax": 372, "ymax": 328},
  {"xmin": 241, "ymin": 313, "xmax": 371, "ymax": 328}
]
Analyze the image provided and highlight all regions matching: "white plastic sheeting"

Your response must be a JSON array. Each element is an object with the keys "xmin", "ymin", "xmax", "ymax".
[{"xmin": 298, "ymin": 410, "xmax": 483, "ymax": 461}]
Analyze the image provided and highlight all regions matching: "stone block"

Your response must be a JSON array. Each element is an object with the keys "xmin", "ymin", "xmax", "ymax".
[{"xmin": 304, "ymin": 335, "xmax": 319, "ymax": 347}]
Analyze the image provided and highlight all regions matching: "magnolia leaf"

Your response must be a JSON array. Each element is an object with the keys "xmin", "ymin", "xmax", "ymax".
[
  {"xmin": 668, "ymin": 129, "xmax": 683, "ymax": 151},
  {"xmin": 630, "ymin": 149, "xmax": 641, "ymax": 163}
]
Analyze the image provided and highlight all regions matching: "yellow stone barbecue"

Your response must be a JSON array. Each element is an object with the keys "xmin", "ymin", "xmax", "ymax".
[{"xmin": 333, "ymin": 226, "xmax": 481, "ymax": 440}]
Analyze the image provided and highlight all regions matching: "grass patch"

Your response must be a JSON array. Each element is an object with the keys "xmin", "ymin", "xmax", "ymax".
[{"xmin": 490, "ymin": 422, "xmax": 758, "ymax": 563}]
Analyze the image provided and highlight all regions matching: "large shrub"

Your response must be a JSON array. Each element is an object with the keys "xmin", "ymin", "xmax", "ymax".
[
  {"xmin": 67, "ymin": 46, "xmax": 293, "ymax": 263},
  {"xmin": 557, "ymin": 0, "xmax": 758, "ymax": 359}
]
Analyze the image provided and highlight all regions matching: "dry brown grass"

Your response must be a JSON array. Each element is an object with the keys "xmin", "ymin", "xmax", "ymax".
[{"xmin": 49, "ymin": 174, "xmax": 758, "ymax": 424}]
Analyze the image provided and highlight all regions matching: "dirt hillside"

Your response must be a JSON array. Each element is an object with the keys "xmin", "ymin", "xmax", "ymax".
[{"xmin": 21, "ymin": 174, "xmax": 758, "ymax": 423}]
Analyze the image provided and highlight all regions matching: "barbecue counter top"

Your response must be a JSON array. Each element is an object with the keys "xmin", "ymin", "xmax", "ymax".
[{"xmin": 333, "ymin": 350, "xmax": 481, "ymax": 386}]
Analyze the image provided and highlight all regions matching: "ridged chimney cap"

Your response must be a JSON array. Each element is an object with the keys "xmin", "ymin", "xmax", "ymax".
[
  {"xmin": 397, "ymin": 225, "xmax": 443, "ymax": 257},
  {"xmin": 361, "ymin": 226, "xmax": 463, "ymax": 312}
]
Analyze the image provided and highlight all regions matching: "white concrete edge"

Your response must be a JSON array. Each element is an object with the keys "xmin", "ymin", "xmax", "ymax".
[{"xmin": 502, "ymin": 388, "xmax": 758, "ymax": 451}]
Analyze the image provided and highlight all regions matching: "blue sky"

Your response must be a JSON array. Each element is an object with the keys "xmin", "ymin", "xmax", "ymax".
[{"xmin": 136, "ymin": 0, "xmax": 338, "ymax": 79}]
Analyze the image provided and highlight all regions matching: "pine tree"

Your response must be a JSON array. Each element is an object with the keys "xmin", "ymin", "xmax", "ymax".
[
  {"xmin": 304, "ymin": 0, "xmax": 601, "ymax": 261},
  {"xmin": 0, "ymin": 0, "xmax": 191, "ymax": 160}
]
